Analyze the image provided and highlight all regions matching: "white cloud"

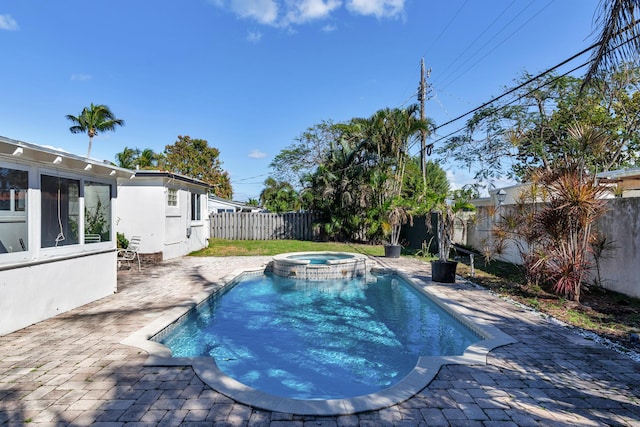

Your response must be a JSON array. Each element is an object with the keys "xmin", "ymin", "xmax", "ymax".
[
  {"xmin": 248, "ymin": 149, "xmax": 267, "ymax": 159},
  {"xmin": 0, "ymin": 14, "xmax": 19, "ymax": 31},
  {"xmin": 209, "ymin": 0, "xmax": 405, "ymax": 29},
  {"xmin": 322, "ymin": 23, "xmax": 337, "ymax": 32},
  {"xmin": 284, "ymin": 0, "xmax": 342, "ymax": 25},
  {"xmin": 346, "ymin": 0, "xmax": 404, "ymax": 19},
  {"xmin": 70, "ymin": 73, "xmax": 92, "ymax": 81},
  {"xmin": 247, "ymin": 30, "xmax": 263, "ymax": 43},
  {"xmin": 229, "ymin": 0, "xmax": 279, "ymax": 25}
]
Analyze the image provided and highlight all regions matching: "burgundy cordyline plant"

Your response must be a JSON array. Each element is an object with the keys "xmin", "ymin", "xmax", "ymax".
[
  {"xmin": 491, "ymin": 124, "xmax": 611, "ymax": 303},
  {"xmin": 533, "ymin": 165, "xmax": 609, "ymax": 302}
]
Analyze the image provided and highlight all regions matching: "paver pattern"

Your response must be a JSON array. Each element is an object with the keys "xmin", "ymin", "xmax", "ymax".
[{"xmin": 1, "ymin": 255, "xmax": 639, "ymax": 426}]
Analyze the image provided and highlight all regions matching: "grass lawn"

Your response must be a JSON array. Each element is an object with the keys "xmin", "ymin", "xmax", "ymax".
[
  {"xmin": 191, "ymin": 239, "xmax": 386, "ymax": 257},
  {"xmin": 193, "ymin": 239, "xmax": 640, "ymax": 354}
]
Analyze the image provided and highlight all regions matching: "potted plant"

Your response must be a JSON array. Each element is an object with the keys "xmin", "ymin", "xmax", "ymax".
[
  {"xmin": 383, "ymin": 200, "xmax": 411, "ymax": 258},
  {"xmin": 428, "ymin": 190, "xmax": 475, "ymax": 282}
]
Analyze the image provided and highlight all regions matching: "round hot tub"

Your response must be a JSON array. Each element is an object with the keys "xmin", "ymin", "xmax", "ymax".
[{"xmin": 272, "ymin": 251, "xmax": 370, "ymax": 280}]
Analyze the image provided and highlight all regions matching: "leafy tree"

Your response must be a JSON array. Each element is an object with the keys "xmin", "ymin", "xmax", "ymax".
[
  {"xmin": 66, "ymin": 103, "xmax": 124, "ymax": 158},
  {"xmin": 440, "ymin": 70, "xmax": 640, "ymax": 185},
  {"xmin": 403, "ymin": 158, "xmax": 450, "ymax": 201},
  {"xmin": 304, "ymin": 105, "xmax": 433, "ymax": 243},
  {"xmin": 259, "ymin": 178, "xmax": 300, "ymax": 213},
  {"xmin": 137, "ymin": 148, "xmax": 161, "ymax": 169},
  {"xmin": 246, "ymin": 198, "xmax": 259, "ymax": 207},
  {"xmin": 270, "ymin": 120, "xmax": 340, "ymax": 190},
  {"xmin": 115, "ymin": 147, "xmax": 138, "ymax": 169},
  {"xmin": 115, "ymin": 147, "xmax": 162, "ymax": 170},
  {"xmin": 160, "ymin": 135, "xmax": 232, "ymax": 198}
]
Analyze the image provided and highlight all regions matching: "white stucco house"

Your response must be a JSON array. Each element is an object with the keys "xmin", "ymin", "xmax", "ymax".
[
  {"xmin": 0, "ymin": 136, "xmax": 133, "ymax": 336},
  {"xmin": 117, "ymin": 170, "xmax": 211, "ymax": 261},
  {"xmin": 208, "ymin": 194, "xmax": 263, "ymax": 213},
  {"xmin": 597, "ymin": 167, "xmax": 640, "ymax": 198}
]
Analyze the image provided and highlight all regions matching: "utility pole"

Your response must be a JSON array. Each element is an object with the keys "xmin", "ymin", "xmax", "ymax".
[{"xmin": 418, "ymin": 58, "xmax": 431, "ymax": 187}]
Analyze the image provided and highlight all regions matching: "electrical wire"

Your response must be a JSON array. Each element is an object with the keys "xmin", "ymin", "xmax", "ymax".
[
  {"xmin": 437, "ymin": 0, "xmax": 518, "ymax": 79},
  {"xmin": 437, "ymin": 0, "xmax": 554, "ymax": 91}
]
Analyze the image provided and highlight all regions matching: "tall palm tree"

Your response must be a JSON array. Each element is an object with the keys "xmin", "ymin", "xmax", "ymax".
[
  {"xmin": 584, "ymin": 0, "xmax": 640, "ymax": 87},
  {"xmin": 66, "ymin": 103, "xmax": 124, "ymax": 158},
  {"xmin": 115, "ymin": 147, "xmax": 139, "ymax": 169}
]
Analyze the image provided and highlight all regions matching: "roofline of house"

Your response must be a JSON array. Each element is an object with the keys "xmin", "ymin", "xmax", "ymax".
[
  {"xmin": 597, "ymin": 168, "xmax": 640, "ymax": 180},
  {"xmin": 0, "ymin": 135, "xmax": 134, "ymax": 179},
  {"xmin": 131, "ymin": 170, "xmax": 212, "ymax": 189}
]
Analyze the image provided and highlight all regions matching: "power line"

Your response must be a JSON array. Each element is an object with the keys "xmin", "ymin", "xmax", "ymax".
[
  {"xmin": 428, "ymin": 60, "xmax": 591, "ymax": 148},
  {"xmin": 438, "ymin": 0, "xmax": 518, "ymax": 78},
  {"xmin": 438, "ymin": 0, "xmax": 555, "ymax": 91},
  {"xmin": 432, "ymin": 38, "xmax": 600, "ymax": 132},
  {"xmin": 434, "ymin": 0, "xmax": 535, "ymax": 88}
]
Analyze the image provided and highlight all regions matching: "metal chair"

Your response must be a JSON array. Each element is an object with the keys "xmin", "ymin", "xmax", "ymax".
[{"xmin": 117, "ymin": 235, "xmax": 141, "ymax": 271}]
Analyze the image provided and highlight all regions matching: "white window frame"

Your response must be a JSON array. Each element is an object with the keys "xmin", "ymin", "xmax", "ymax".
[
  {"xmin": 39, "ymin": 169, "xmax": 115, "ymax": 259},
  {"xmin": 0, "ymin": 161, "xmax": 31, "ymax": 264},
  {"xmin": 167, "ymin": 188, "xmax": 178, "ymax": 207},
  {"xmin": 190, "ymin": 192, "xmax": 202, "ymax": 222}
]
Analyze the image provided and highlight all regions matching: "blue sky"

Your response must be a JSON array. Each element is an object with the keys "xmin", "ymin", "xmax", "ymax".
[{"xmin": 0, "ymin": 0, "xmax": 600, "ymax": 201}]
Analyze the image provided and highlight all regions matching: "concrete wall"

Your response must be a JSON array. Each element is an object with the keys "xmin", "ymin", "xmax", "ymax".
[
  {"xmin": 0, "ymin": 251, "xmax": 116, "ymax": 336},
  {"xmin": 466, "ymin": 198, "xmax": 640, "ymax": 299},
  {"xmin": 593, "ymin": 198, "xmax": 640, "ymax": 298}
]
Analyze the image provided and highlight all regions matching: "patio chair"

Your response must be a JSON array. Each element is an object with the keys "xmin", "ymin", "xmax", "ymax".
[{"xmin": 117, "ymin": 235, "xmax": 141, "ymax": 271}]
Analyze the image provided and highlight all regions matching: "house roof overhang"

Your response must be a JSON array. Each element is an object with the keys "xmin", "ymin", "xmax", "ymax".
[
  {"xmin": 0, "ymin": 135, "xmax": 135, "ymax": 179},
  {"xmin": 127, "ymin": 170, "xmax": 212, "ymax": 190}
]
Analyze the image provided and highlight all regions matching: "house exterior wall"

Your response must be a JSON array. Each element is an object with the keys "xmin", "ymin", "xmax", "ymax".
[
  {"xmin": 117, "ymin": 175, "xmax": 209, "ymax": 261},
  {"xmin": 117, "ymin": 179, "xmax": 166, "ymax": 255},
  {"xmin": 0, "ymin": 251, "xmax": 116, "ymax": 336},
  {"xmin": 0, "ymin": 137, "xmax": 126, "ymax": 336}
]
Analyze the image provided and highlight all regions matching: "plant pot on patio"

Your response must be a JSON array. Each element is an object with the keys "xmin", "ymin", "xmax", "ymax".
[
  {"xmin": 384, "ymin": 244, "xmax": 402, "ymax": 258},
  {"xmin": 430, "ymin": 260, "xmax": 458, "ymax": 283}
]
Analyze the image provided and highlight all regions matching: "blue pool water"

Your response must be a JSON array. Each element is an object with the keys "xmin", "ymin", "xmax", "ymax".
[
  {"xmin": 157, "ymin": 272, "xmax": 480, "ymax": 400},
  {"xmin": 286, "ymin": 253, "xmax": 354, "ymax": 264}
]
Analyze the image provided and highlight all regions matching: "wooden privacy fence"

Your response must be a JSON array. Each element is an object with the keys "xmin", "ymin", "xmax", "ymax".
[{"xmin": 210, "ymin": 212, "xmax": 320, "ymax": 240}]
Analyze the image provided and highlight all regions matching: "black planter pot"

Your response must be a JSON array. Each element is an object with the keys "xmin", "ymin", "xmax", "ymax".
[
  {"xmin": 384, "ymin": 244, "xmax": 402, "ymax": 258},
  {"xmin": 430, "ymin": 260, "xmax": 458, "ymax": 283}
]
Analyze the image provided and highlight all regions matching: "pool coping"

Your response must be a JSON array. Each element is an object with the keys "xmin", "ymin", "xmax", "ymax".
[{"xmin": 122, "ymin": 264, "xmax": 517, "ymax": 416}]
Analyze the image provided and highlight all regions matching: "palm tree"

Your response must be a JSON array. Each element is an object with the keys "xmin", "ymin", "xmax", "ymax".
[
  {"xmin": 66, "ymin": 103, "xmax": 124, "ymax": 158},
  {"xmin": 584, "ymin": 0, "xmax": 640, "ymax": 87},
  {"xmin": 115, "ymin": 147, "xmax": 139, "ymax": 169},
  {"xmin": 137, "ymin": 148, "xmax": 160, "ymax": 169}
]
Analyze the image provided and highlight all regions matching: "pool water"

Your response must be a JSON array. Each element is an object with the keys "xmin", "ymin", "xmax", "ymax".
[
  {"xmin": 157, "ymin": 272, "xmax": 480, "ymax": 400},
  {"xmin": 286, "ymin": 253, "xmax": 354, "ymax": 264}
]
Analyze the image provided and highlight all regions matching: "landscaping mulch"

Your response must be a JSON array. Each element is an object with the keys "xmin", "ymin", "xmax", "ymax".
[{"xmin": 454, "ymin": 259, "xmax": 640, "ymax": 355}]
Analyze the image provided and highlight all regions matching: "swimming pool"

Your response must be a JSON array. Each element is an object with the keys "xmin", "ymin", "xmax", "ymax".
[
  {"xmin": 125, "ymin": 262, "xmax": 516, "ymax": 415},
  {"xmin": 155, "ymin": 272, "xmax": 480, "ymax": 399}
]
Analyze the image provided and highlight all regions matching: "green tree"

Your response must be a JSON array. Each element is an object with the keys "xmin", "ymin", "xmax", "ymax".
[
  {"xmin": 304, "ymin": 105, "xmax": 432, "ymax": 243},
  {"xmin": 259, "ymin": 178, "xmax": 300, "ymax": 213},
  {"xmin": 160, "ymin": 135, "xmax": 232, "ymax": 198},
  {"xmin": 115, "ymin": 147, "xmax": 139, "ymax": 169},
  {"xmin": 66, "ymin": 103, "xmax": 124, "ymax": 158},
  {"xmin": 115, "ymin": 147, "xmax": 162, "ymax": 170},
  {"xmin": 270, "ymin": 120, "xmax": 340, "ymax": 190},
  {"xmin": 440, "ymin": 70, "xmax": 640, "ymax": 184}
]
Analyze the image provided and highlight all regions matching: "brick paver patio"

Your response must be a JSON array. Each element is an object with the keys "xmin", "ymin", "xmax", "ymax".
[{"xmin": 0, "ymin": 255, "xmax": 639, "ymax": 426}]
